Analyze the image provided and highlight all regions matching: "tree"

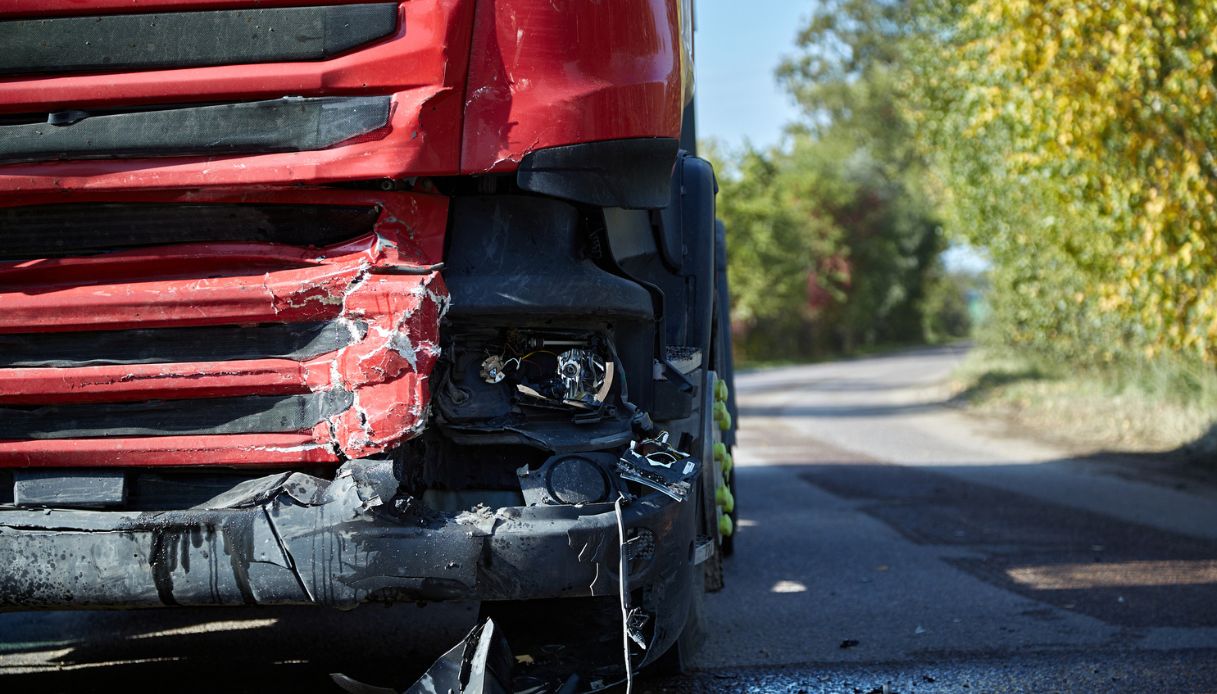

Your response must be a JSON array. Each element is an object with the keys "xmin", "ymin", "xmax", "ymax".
[
  {"xmin": 775, "ymin": 0, "xmax": 947, "ymax": 353},
  {"xmin": 708, "ymin": 143, "xmax": 839, "ymax": 359},
  {"xmin": 907, "ymin": 0, "xmax": 1217, "ymax": 365},
  {"xmin": 710, "ymin": 0, "xmax": 965, "ymax": 361}
]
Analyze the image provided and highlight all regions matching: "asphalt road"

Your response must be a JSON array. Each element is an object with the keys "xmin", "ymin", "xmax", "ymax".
[
  {"xmin": 3, "ymin": 346, "xmax": 1217, "ymax": 692},
  {"xmin": 647, "ymin": 345, "xmax": 1217, "ymax": 693}
]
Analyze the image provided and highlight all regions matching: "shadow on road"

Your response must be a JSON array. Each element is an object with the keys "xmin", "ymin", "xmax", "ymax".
[
  {"xmin": 0, "ymin": 602, "xmax": 479, "ymax": 692},
  {"xmin": 794, "ymin": 459, "xmax": 1217, "ymax": 629}
]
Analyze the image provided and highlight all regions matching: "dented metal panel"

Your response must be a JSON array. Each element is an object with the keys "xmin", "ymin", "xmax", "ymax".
[
  {"xmin": 461, "ymin": 0, "xmax": 683, "ymax": 173},
  {"xmin": 0, "ymin": 189, "xmax": 449, "ymax": 467},
  {"xmin": 0, "ymin": 460, "xmax": 694, "ymax": 609},
  {"xmin": 0, "ymin": 0, "xmax": 691, "ymax": 192}
]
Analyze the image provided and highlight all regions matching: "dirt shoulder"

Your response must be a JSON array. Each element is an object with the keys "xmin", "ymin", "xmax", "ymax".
[{"xmin": 945, "ymin": 350, "xmax": 1217, "ymax": 474}]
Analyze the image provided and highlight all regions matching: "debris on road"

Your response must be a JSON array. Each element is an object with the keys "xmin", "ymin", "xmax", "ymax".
[{"xmin": 332, "ymin": 618, "xmax": 514, "ymax": 694}]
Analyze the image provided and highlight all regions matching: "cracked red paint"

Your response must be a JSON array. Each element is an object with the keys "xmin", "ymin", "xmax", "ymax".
[{"xmin": 0, "ymin": 189, "xmax": 448, "ymax": 468}]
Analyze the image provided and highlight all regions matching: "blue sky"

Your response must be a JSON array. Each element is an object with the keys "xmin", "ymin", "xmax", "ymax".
[
  {"xmin": 692, "ymin": 2, "xmax": 989, "ymax": 273},
  {"xmin": 693, "ymin": 1, "xmax": 810, "ymax": 151}
]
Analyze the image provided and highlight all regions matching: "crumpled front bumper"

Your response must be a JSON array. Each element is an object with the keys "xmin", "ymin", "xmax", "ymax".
[{"xmin": 0, "ymin": 460, "xmax": 695, "ymax": 612}]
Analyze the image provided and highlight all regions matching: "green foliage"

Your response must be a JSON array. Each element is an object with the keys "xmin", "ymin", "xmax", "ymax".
[
  {"xmin": 904, "ymin": 0, "xmax": 1217, "ymax": 366},
  {"xmin": 718, "ymin": 0, "xmax": 1217, "ymax": 445},
  {"xmin": 763, "ymin": 0, "xmax": 1217, "ymax": 369},
  {"xmin": 921, "ymin": 267, "xmax": 981, "ymax": 344},
  {"xmin": 708, "ymin": 144, "xmax": 830, "ymax": 326},
  {"xmin": 711, "ymin": 0, "xmax": 955, "ymax": 361}
]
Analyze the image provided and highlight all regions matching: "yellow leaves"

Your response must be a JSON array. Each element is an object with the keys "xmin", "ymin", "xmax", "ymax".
[
  {"xmin": 1144, "ymin": 192, "xmax": 1167, "ymax": 219},
  {"xmin": 908, "ymin": 0, "xmax": 1217, "ymax": 364}
]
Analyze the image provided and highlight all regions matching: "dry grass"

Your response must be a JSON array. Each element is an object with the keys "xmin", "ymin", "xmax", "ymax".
[{"xmin": 949, "ymin": 350, "xmax": 1217, "ymax": 459}]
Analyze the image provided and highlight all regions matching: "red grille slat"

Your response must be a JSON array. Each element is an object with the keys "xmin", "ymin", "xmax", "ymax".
[
  {"xmin": 0, "ymin": 434, "xmax": 341, "ymax": 467},
  {"xmin": 0, "ymin": 265, "xmax": 357, "ymax": 334},
  {"xmin": 0, "ymin": 359, "xmax": 322, "ymax": 405}
]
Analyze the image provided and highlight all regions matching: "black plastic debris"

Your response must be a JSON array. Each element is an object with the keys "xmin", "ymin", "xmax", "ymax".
[
  {"xmin": 332, "ymin": 618, "xmax": 514, "ymax": 694},
  {"xmin": 614, "ymin": 432, "xmax": 699, "ymax": 502}
]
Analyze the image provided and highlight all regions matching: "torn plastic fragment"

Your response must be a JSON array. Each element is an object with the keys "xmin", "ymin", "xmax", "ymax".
[
  {"xmin": 202, "ymin": 471, "xmax": 326, "ymax": 509},
  {"xmin": 480, "ymin": 355, "xmax": 507, "ymax": 383},
  {"xmin": 626, "ymin": 608, "xmax": 649, "ymax": 651},
  {"xmin": 455, "ymin": 503, "xmax": 503, "ymax": 537},
  {"xmin": 332, "ymin": 618, "xmax": 513, "ymax": 694},
  {"xmin": 594, "ymin": 362, "xmax": 615, "ymax": 403},
  {"xmin": 614, "ymin": 431, "xmax": 699, "ymax": 502}
]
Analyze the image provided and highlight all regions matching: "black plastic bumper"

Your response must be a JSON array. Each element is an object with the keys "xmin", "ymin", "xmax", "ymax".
[{"xmin": 0, "ymin": 461, "xmax": 696, "ymax": 618}]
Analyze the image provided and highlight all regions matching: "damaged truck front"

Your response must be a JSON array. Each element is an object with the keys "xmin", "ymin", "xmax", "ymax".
[{"xmin": 0, "ymin": 0, "xmax": 739, "ymax": 683}]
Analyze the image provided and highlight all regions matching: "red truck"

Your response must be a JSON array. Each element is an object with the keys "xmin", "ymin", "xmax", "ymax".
[{"xmin": 0, "ymin": 0, "xmax": 737, "ymax": 685}]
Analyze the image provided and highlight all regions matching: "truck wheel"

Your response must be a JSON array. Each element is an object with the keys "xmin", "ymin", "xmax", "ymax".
[
  {"xmin": 647, "ymin": 556, "xmax": 706, "ymax": 677},
  {"xmin": 648, "ymin": 368, "xmax": 721, "ymax": 676}
]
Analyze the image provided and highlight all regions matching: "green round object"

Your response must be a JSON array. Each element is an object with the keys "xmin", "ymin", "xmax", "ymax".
[{"xmin": 718, "ymin": 514, "xmax": 734, "ymax": 537}]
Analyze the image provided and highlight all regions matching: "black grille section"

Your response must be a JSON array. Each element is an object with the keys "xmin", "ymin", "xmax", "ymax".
[
  {"xmin": 0, "ymin": 203, "xmax": 380, "ymax": 260},
  {"xmin": 0, "ymin": 321, "xmax": 364, "ymax": 369},
  {"xmin": 0, "ymin": 96, "xmax": 392, "ymax": 165},
  {"xmin": 0, "ymin": 3, "xmax": 398, "ymax": 76},
  {"xmin": 3, "ymin": 390, "xmax": 354, "ymax": 439},
  {"xmin": 128, "ymin": 469, "xmax": 332, "ymax": 510}
]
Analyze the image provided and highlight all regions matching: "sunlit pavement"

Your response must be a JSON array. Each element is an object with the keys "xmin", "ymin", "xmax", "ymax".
[
  {"xmin": 3, "ymin": 346, "xmax": 1217, "ymax": 692},
  {"xmin": 645, "ymin": 345, "xmax": 1217, "ymax": 692}
]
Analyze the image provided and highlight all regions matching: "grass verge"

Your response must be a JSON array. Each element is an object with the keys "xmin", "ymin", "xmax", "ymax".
[{"xmin": 948, "ymin": 349, "xmax": 1217, "ymax": 460}]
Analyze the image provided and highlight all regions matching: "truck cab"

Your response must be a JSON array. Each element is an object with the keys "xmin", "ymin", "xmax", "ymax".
[{"xmin": 0, "ymin": 0, "xmax": 737, "ymax": 683}]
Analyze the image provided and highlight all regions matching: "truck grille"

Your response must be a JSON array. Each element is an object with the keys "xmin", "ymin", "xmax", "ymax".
[
  {"xmin": 0, "ymin": 189, "xmax": 448, "ymax": 469},
  {"xmin": 0, "ymin": 0, "xmax": 471, "ymax": 192}
]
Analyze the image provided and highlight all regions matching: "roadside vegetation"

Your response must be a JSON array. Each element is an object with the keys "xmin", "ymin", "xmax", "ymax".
[
  {"xmin": 714, "ymin": 0, "xmax": 1217, "ymax": 456},
  {"xmin": 950, "ymin": 349, "xmax": 1217, "ymax": 459}
]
